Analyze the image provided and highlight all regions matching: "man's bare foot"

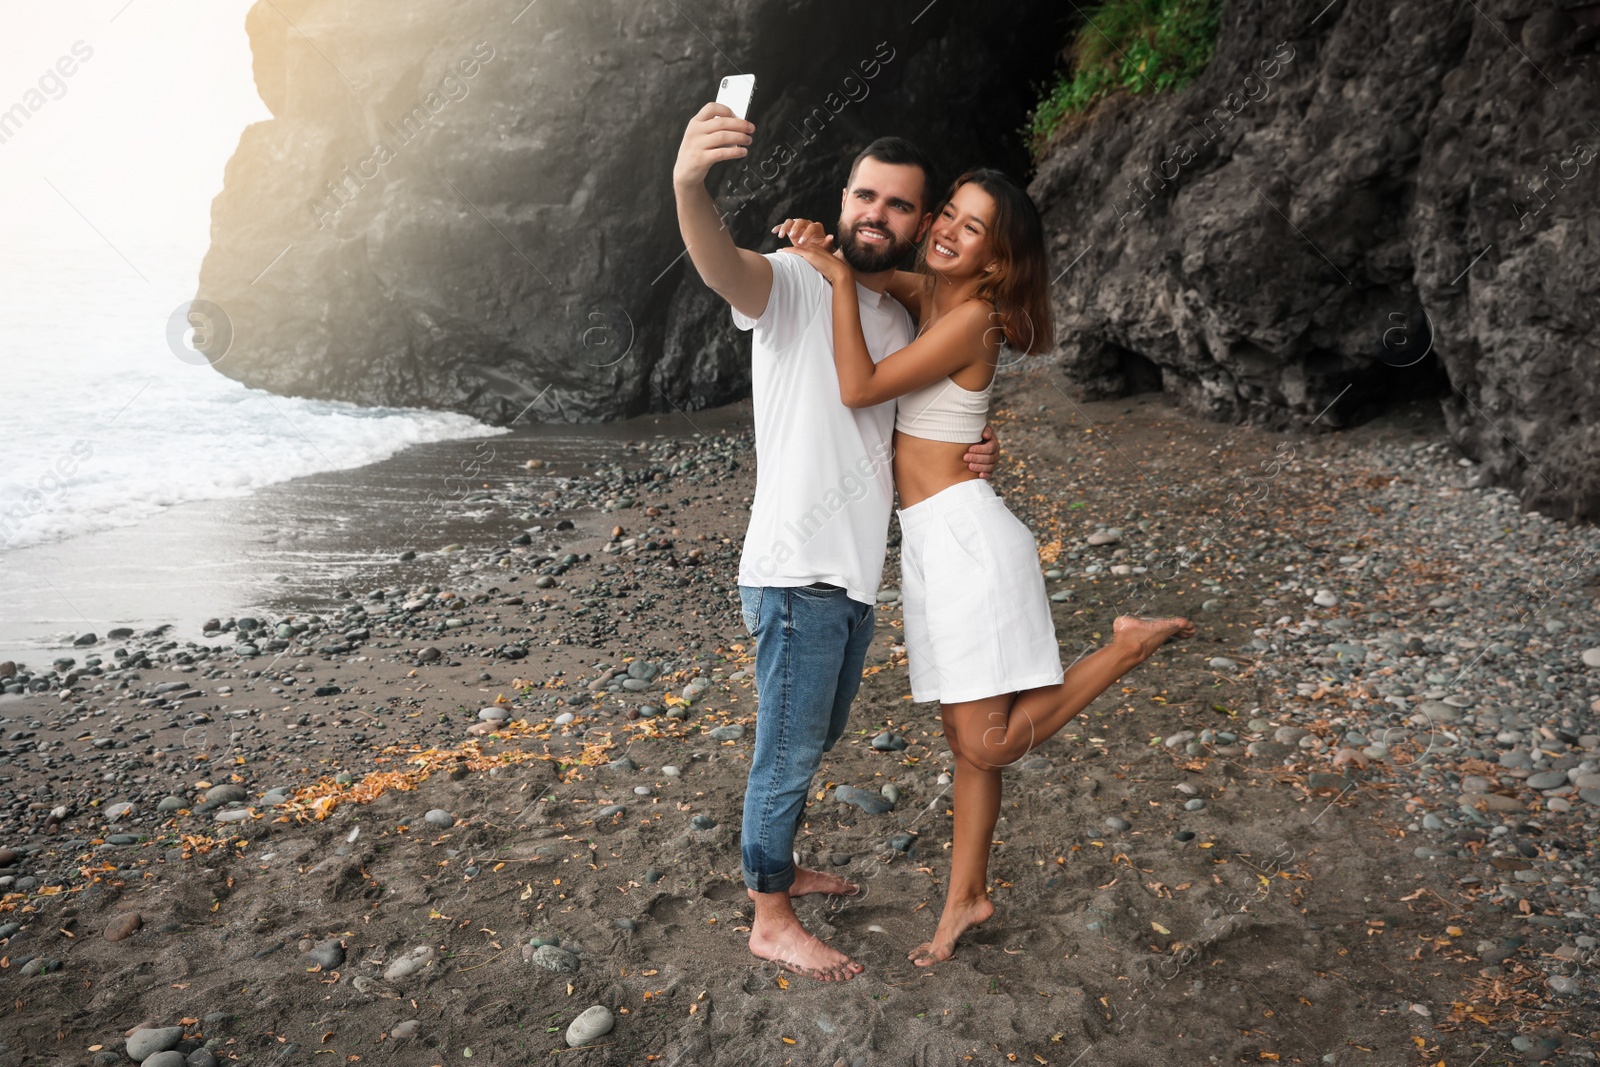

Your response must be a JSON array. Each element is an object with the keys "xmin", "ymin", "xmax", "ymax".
[
  {"xmin": 748, "ymin": 904, "xmax": 863, "ymax": 981},
  {"xmin": 1112, "ymin": 615, "xmax": 1196, "ymax": 660},
  {"xmin": 788, "ymin": 865, "xmax": 860, "ymax": 897},
  {"xmin": 909, "ymin": 895, "xmax": 995, "ymax": 967}
]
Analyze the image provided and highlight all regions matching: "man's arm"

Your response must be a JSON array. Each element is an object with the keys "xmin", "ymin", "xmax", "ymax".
[{"xmin": 672, "ymin": 103, "xmax": 771, "ymax": 320}]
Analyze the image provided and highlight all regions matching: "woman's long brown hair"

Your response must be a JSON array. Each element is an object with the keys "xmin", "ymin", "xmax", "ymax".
[{"xmin": 917, "ymin": 168, "xmax": 1055, "ymax": 355}]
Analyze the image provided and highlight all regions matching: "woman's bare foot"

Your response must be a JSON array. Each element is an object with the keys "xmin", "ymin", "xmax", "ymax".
[
  {"xmin": 1111, "ymin": 615, "xmax": 1195, "ymax": 660},
  {"xmin": 909, "ymin": 895, "xmax": 995, "ymax": 967},
  {"xmin": 748, "ymin": 904, "xmax": 863, "ymax": 981},
  {"xmin": 788, "ymin": 865, "xmax": 860, "ymax": 897}
]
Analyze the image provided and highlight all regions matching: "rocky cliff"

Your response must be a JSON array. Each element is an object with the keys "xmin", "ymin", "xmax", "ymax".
[
  {"xmin": 199, "ymin": 0, "xmax": 1062, "ymax": 424},
  {"xmin": 204, "ymin": 0, "xmax": 1600, "ymax": 519},
  {"xmin": 1029, "ymin": 0, "xmax": 1600, "ymax": 521}
]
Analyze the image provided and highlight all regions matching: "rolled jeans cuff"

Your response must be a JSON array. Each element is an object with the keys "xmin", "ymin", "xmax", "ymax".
[{"xmin": 742, "ymin": 860, "xmax": 796, "ymax": 894}]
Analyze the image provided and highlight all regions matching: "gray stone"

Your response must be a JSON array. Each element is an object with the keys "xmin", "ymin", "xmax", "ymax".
[
  {"xmin": 834, "ymin": 786, "xmax": 892, "ymax": 815},
  {"xmin": 423, "ymin": 809, "xmax": 455, "ymax": 829},
  {"xmin": 707, "ymin": 724, "xmax": 745, "ymax": 742},
  {"xmin": 1418, "ymin": 701, "xmax": 1460, "ymax": 724},
  {"xmin": 126, "ymin": 1028, "xmax": 185, "ymax": 1062},
  {"xmin": 530, "ymin": 944, "xmax": 580, "ymax": 973},
  {"xmin": 302, "ymin": 939, "xmax": 345, "ymax": 970},
  {"xmin": 565, "ymin": 1005, "xmax": 615, "ymax": 1047},
  {"xmin": 870, "ymin": 731, "xmax": 907, "ymax": 752},
  {"xmin": 1104, "ymin": 816, "xmax": 1131, "ymax": 832},
  {"xmin": 383, "ymin": 947, "xmax": 436, "ymax": 981},
  {"xmin": 1548, "ymin": 974, "xmax": 1581, "ymax": 996},
  {"xmin": 143, "ymin": 1053, "xmax": 186, "ymax": 1067}
]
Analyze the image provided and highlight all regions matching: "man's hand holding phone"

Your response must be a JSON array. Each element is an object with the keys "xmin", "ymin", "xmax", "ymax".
[{"xmin": 672, "ymin": 103, "xmax": 754, "ymax": 190}]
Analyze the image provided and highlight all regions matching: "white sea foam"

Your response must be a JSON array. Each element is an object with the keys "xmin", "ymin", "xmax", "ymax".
[{"xmin": 0, "ymin": 238, "xmax": 506, "ymax": 553}]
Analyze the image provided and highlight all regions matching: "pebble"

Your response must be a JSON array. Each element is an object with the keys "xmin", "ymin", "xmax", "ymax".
[
  {"xmin": 1086, "ymin": 529, "xmax": 1121, "ymax": 546},
  {"xmin": 1207, "ymin": 657, "xmax": 1238, "ymax": 670},
  {"xmin": 690, "ymin": 814, "xmax": 716, "ymax": 830},
  {"xmin": 1312, "ymin": 589, "xmax": 1340, "ymax": 607},
  {"xmin": 1104, "ymin": 816, "xmax": 1131, "ymax": 832},
  {"xmin": 870, "ymin": 731, "xmax": 906, "ymax": 751},
  {"xmin": 391, "ymin": 1020, "xmax": 420, "ymax": 1039},
  {"xmin": 126, "ymin": 1027, "xmax": 184, "ymax": 1062},
  {"xmin": 143, "ymin": 1053, "xmax": 186, "ymax": 1067},
  {"xmin": 554, "ymin": 712, "xmax": 575, "ymax": 725},
  {"xmin": 530, "ymin": 944, "xmax": 580, "ymax": 973},
  {"xmin": 834, "ymin": 785, "xmax": 893, "ymax": 814},
  {"xmin": 707, "ymin": 724, "xmax": 745, "ymax": 741},
  {"xmin": 384, "ymin": 947, "xmax": 436, "ymax": 981},
  {"xmin": 565, "ymin": 1005, "xmax": 615, "ymax": 1047},
  {"xmin": 104, "ymin": 912, "xmax": 142, "ymax": 942},
  {"xmin": 302, "ymin": 939, "xmax": 345, "ymax": 970},
  {"xmin": 1581, "ymin": 647, "xmax": 1600, "ymax": 668},
  {"xmin": 423, "ymin": 809, "xmax": 455, "ymax": 829}
]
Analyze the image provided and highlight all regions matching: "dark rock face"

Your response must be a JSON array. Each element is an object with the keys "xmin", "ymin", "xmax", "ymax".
[
  {"xmin": 199, "ymin": 0, "xmax": 1061, "ymax": 425},
  {"xmin": 1029, "ymin": 0, "xmax": 1600, "ymax": 520}
]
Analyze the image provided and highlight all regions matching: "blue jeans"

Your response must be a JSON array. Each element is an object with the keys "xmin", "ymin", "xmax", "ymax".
[{"xmin": 738, "ymin": 584, "xmax": 875, "ymax": 893}]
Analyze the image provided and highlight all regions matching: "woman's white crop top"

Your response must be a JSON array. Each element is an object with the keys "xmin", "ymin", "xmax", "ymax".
[{"xmin": 894, "ymin": 374, "xmax": 992, "ymax": 443}]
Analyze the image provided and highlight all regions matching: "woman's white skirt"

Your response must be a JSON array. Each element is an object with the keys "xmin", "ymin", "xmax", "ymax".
[{"xmin": 898, "ymin": 478, "xmax": 1064, "ymax": 704}]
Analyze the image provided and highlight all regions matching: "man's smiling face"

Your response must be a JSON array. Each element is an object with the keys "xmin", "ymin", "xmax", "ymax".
[{"xmin": 835, "ymin": 156, "xmax": 931, "ymax": 274}]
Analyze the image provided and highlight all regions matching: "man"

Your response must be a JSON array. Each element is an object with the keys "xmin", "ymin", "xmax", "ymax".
[{"xmin": 672, "ymin": 103, "xmax": 999, "ymax": 981}]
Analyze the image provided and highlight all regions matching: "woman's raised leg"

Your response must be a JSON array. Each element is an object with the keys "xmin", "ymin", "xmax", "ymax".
[
  {"xmin": 909, "ymin": 615, "xmax": 1193, "ymax": 965},
  {"xmin": 964, "ymin": 615, "xmax": 1193, "ymax": 772}
]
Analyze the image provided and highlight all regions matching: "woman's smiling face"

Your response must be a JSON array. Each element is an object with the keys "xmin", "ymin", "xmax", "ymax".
[{"xmin": 925, "ymin": 182, "xmax": 997, "ymax": 280}]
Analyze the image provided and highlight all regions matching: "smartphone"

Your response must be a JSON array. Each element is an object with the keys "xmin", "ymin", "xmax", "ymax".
[{"xmin": 716, "ymin": 74, "xmax": 756, "ymax": 120}]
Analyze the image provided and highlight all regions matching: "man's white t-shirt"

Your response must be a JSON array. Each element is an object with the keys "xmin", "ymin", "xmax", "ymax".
[{"xmin": 732, "ymin": 251, "xmax": 915, "ymax": 605}]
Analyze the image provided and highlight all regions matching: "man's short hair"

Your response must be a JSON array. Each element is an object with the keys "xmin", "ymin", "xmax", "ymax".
[{"xmin": 847, "ymin": 137, "xmax": 936, "ymax": 213}]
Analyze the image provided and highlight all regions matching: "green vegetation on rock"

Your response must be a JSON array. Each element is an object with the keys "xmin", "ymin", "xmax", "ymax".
[{"xmin": 1029, "ymin": 0, "xmax": 1221, "ymax": 154}]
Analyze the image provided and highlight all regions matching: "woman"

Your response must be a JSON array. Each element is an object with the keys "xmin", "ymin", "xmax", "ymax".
[{"xmin": 775, "ymin": 169, "xmax": 1194, "ymax": 967}]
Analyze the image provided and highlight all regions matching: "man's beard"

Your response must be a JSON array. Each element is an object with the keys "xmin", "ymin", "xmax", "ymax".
[{"xmin": 837, "ymin": 219, "xmax": 912, "ymax": 273}]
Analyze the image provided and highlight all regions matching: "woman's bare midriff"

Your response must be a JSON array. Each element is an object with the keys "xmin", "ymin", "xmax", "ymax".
[{"xmin": 892, "ymin": 430, "xmax": 981, "ymax": 510}]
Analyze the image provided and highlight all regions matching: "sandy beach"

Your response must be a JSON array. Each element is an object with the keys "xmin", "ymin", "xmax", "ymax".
[{"xmin": 2, "ymin": 366, "xmax": 1598, "ymax": 1065}]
